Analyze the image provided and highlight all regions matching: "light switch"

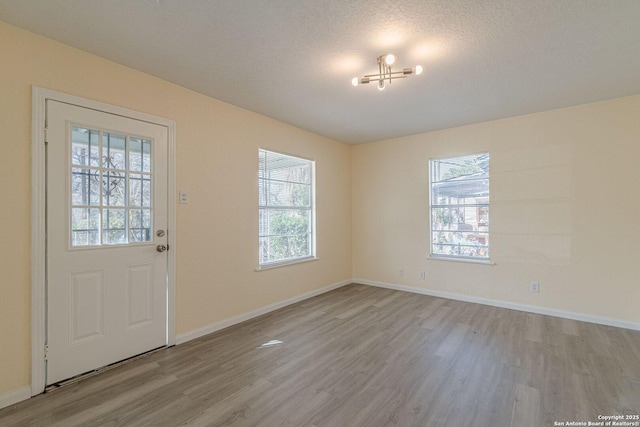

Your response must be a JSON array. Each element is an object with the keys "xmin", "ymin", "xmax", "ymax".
[{"xmin": 179, "ymin": 191, "xmax": 189, "ymax": 204}]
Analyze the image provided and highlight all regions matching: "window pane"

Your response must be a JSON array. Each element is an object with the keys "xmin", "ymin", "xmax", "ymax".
[
  {"xmin": 130, "ymin": 173, "xmax": 151, "ymax": 207},
  {"xmin": 431, "ymin": 206, "xmax": 486, "ymax": 232},
  {"xmin": 261, "ymin": 209, "xmax": 310, "ymax": 237},
  {"xmin": 477, "ymin": 207, "xmax": 489, "ymax": 230},
  {"xmin": 430, "ymin": 153, "xmax": 489, "ymax": 260},
  {"xmin": 258, "ymin": 178, "xmax": 267, "ymax": 206},
  {"xmin": 103, "ymin": 171, "xmax": 126, "ymax": 206},
  {"xmin": 432, "ymin": 207, "xmax": 457, "ymax": 231},
  {"xmin": 129, "ymin": 209, "xmax": 152, "ymax": 242},
  {"xmin": 259, "ymin": 237, "xmax": 269, "ymax": 264},
  {"xmin": 130, "ymin": 138, "xmax": 152, "ymax": 173},
  {"xmin": 259, "ymin": 149, "xmax": 314, "ymax": 266},
  {"xmin": 260, "ymin": 234, "xmax": 310, "ymax": 264},
  {"xmin": 259, "ymin": 149, "xmax": 267, "ymax": 179},
  {"xmin": 71, "ymin": 208, "xmax": 100, "ymax": 246},
  {"xmin": 264, "ymin": 151, "xmax": 311, "ymax": 184},
  {"xmin": 71, "ymin": 127, "xmax": 100, "ymax": 167},
  {"xmin": 432, "ymin": 230, "xmax": 488, "ymax": 249},
  {"xmin": 103, "ymin": 208, "xmax": 126, "ymax": 244},
  {"xmin": 103, "ymin": 132, "xmax": 126, "ymax": 170},
  {"xmin": 432, "ymin": 180, "xmax": 489, "ymax": 205},
  {"xmin": 431, "ymin": 153, "xmax": 489, "ymax": 182},
  {"xmin": 265, "ymin": 181, "xmax": 310, "ymax": 207},
  {"xmin": 259, "ymin": 208, "xmax": 268, "ymax": 236},
  {"xmin": 69, "ymin": 127, "xmax": 155, "ymax": 248},
  {"xmin": 71, "ymin": 168, "xmax": 100, "ymax": 206}
]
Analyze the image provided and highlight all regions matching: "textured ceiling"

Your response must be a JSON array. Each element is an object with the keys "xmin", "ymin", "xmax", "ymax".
[{"xmin": 2, "ymin": 0, "xmax": 640, "ymax": 144}]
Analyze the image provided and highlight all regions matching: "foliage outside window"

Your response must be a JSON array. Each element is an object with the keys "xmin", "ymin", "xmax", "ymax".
[
  {"xmin": 259, "ymin": 149, "xmax": 315, "ymax": 266},
  {"xmin": 430, "ymin": 153, "xmax": 489, "ymax": 260}
]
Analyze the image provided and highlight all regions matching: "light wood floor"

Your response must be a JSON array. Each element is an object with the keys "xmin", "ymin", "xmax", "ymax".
[{"xmin": 1, "ymin": 284, "xmax": 639, "ymax": 426}]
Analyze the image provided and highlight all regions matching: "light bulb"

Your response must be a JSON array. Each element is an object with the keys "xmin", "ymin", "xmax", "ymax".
[
  {"xmin": 352, "ymin": 77, "xmax": 359, "ymax": 86},
  {"xmin": 378, "ymin": 80, "xmax": 385, "ymax": 91},
  {"xmin": 415, "ymin": 65, "xmax": 423, "ymax": 75},
  {"xmin": 385, "ymin": 54, "xmax": 395, "ymax": 66}
]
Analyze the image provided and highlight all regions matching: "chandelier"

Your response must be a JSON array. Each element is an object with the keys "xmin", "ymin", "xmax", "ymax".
[{"xmin": 352, "ymin": 54, "xmax": 423, "ymax": 90}]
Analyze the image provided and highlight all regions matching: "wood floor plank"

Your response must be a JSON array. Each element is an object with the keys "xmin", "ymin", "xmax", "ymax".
[
  {"xmin": 419, "ymin": 305, "xmax": 453, "ymax": 330},
  {"xmin": 524, "ymin": 312, "xmax": 544, "ymax": 343},
  {"xmin": 51, "ymin": 375, "xmax": 177, "ymax": 427},
  {"xmin": 511, "ymin": 384, "xmax": 541, "ymax": 427},
  {"xmin": 1, "ymin": 283, "xmax": 639, "ymax": 426},
  {"xmin": 372, "ymin": 289, "xmax": 404, "ymax": 308}
]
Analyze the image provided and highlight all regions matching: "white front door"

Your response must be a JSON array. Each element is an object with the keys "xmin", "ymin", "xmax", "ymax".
[{"xmin": 46, "ymin": 100, "xmax": 168, "ymax": 385}]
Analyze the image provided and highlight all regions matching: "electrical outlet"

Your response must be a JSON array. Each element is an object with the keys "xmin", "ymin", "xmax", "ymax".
[
  {"xmin": 530, "ymin": 281, "xmax": 540, "ymax": 293},
  {"xmin": 397, "ymin": 268, "xmax": 404, "ymax": 277},
  {"xmin": 419, "ymin": 271, "xmax": 426, "ymax": 280}
]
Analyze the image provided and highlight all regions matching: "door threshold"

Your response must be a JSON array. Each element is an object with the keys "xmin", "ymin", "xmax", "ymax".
[{"xmin": 44, "ymin": 345, "xmax": 167, "ymax": 393}]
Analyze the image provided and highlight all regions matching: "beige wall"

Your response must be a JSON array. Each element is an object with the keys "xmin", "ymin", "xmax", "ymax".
[
  {"xmin": 352, "ymin": 94, "xmax": 640, "ymax": 324},
  {"xmin": 0, "ymin": 22, "xmax": 352, "ymax": 396}
]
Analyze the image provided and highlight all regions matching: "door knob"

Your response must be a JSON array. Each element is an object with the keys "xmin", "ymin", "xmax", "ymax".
[{"xmin": 156, "ymin": 244, "xmax": 167, "ymax": 253}]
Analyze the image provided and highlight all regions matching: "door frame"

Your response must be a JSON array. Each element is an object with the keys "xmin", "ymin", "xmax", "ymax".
[{"xmin": 31, "ymin": 87, "xmax": 177, "ymax": 395}]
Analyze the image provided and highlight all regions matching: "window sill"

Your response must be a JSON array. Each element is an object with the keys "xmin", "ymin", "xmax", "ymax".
[
  {"xmin": 427, "ymin": 256, "xmax": 496, "ymax": 265},
  {"xmin": 256, "ymin": 256, "xmax": 318, "ymax": 271}
]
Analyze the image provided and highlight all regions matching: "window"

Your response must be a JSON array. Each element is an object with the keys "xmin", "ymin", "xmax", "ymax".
[
  {"xmin": 430, "ymin": 153, "xmax": 489, "ymax": 260},
  {"xmin": 70, "ymin": 126, "xmax": 153, "ymax": 247},
  {"xmin": 259, "ymin": 149, "xmax": 315, "ymax": 267}
]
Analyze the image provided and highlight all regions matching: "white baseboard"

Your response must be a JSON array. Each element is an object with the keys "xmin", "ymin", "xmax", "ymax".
[
  {"xmin": 176, "ymin": 279, "xmax": 351, "ymax": 345},
  {"xmin": 0, "ymin": 386, "xmax": 31, "ymax": 410},
  {"xmin": 354, "ymin": 278, "xmax": 640, "ymax": 331}
]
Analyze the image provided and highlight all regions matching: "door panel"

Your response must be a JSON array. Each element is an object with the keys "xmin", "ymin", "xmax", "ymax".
[
  {"xmin": 68, "ymin": 269, "xmax": 104, "ymax": 344},
  {"xmin": 46, "ymin": 100, "xmax": 168, "ymax": 385},
  {"xmin": 126, "ymin": 264, "xmax": 154, "ymax": 329}
]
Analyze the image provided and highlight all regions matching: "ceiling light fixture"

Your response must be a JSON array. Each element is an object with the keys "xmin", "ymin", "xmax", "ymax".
[{"xmin": 352, "ymin": 54, "xmax": 422, "ymax": 90}]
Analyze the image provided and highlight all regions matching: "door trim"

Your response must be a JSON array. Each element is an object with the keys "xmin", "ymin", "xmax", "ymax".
[{"xmin": 31, "ymin": 87, "xmax": 177, "ymax": 396}]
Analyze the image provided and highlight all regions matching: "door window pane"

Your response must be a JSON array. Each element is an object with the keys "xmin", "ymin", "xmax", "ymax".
[
  {"xmin": 129, "ymin": 209, "xmax": 152, "ymax": 243},
  {"xmin": 103, "ymin": 171, "xmax": 126, "ymax": 207},
  {"xmin": 71, "ymin": 168, "xmax": 100, "ymax": 206},
  {"xmin": 71, "ymin": 127, "xmax": 100, "ymax": 167},
  {"xmin": 71, "ymin": 208, "xmax": 100, "ymax": 246},
  {"xmin": 103, "ymin": 132, "xmax": 126, "ymax": 170},
  {"xmin": 103, "ymin": 208, "xmax": 126, "ymax": 244},
  {"xmin": 130, "ymin": 137, "xmax": 152, "ymax": 173},
  {"xmin": 129, "ymin": 174, "xmax": 151, "ymax": 207},
  {"xmin": 70, "ymin": 127, "xmax": 153, "ymax": 247}
]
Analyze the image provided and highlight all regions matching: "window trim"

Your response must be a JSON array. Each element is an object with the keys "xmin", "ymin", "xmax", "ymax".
[
  {"xmin": 427, "ymin": 255, "xmax": 495, "ymax": 265},
  {"xmin": 255, "ymin": 255, "xmax": 319, "ymax": 271},
  {"xmin": 428, "ymin": 152, "xmax": 492, "ymax": 263},
  {"xmin": 258, "ymin": 148, "xmax": 316, "ymax": 268}
]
